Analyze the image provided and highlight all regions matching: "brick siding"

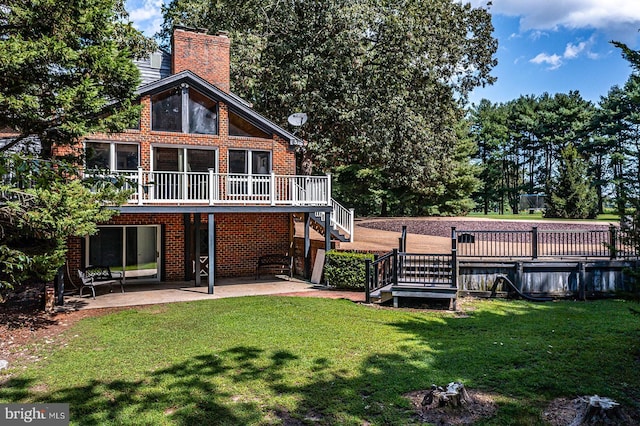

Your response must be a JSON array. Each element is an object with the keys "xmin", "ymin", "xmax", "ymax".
[{"xmin": 68, "ymin": 212, "xmax": 292, "ymax": 281}]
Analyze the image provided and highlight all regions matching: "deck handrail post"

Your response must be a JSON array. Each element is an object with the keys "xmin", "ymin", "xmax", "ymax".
[
  {"xmin": 182, "ymin": 170, "xmax": 188, "ymax": 201},
  {"xmin": 208, "ymin": 168, "xmax": 215, "ymax": 206},
  {"xmin": 270, "ymin": 172, "xmax": 276, "ymax": 206},
  {"xmin": 373, "ymin": 253, "xmax": 379, "ymax": 290},
  {"xmin": 137, "ymin": 167, "xmax": 144, "ymax": 205},
  {"xmin": 365, "ymin": 259, "xmax": 371, "ymax": 303},
  {"xmin": 392, "ymin": 248, "xmax": 399, "ymax": 286},
  {"xmin": 609, "ymin": 225, "xmax": 617, "ymax": 259},
  {"xmin": 532, "ymin": 226, "xmax": 538, "ymax": 259},
  {"xmin": 349, "ymin": 208, "xmax": 355, "ymax": 243},
  {"xmin": 326, "ymin": 173, "xmax": 332, "ymax": 206},
  {"xmin": 451, "ymin": 227, "xmax": 457, "ymax": 254}
]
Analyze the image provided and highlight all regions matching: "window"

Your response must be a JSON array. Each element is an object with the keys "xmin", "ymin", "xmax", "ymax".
[
  {"xmin": 229, "ymin": 149, "xmax": 270, "ymax": 174},
  {"xmin": 151, "ymin": 89, "xmax": 182, "ymax": 132},
  {"xmin": 86, "ymin": 142, "xmax": 139, "ymax": 171},
  {"xmin": 189, "ymin": 90, "xmax": 218, "ymax": 134},
  {"xmin": 153, "ymin": 147, "xmax": 217, "ymax": 172},
  {"xmin": 88, "ymin": 226, "xmax": 160, "ymax": 282},
  {"xmin": 151, "ymin": 86, "xmax": 218, "ymax": 134},
  {"xmin": 229, "ymin": 111, "xmax": 270, "ymax": 138}
]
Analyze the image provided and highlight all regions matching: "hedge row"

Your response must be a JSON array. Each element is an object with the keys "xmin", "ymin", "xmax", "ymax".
[{"xmin": 324, "ymin": 251, "xmax": 375, "ymax": 290}]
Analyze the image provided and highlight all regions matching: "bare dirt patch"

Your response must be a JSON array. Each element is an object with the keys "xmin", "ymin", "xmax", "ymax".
[
  {"xmin": 0, "ymin": 285, "xmax": 124, "ymax": 375},
  {"xmin": 360, "ymin": 217, "xmax": 611, "ymax": 238},
  {"xmin": 543, "ymin": 396, "xmax": 640, "ymax": 425},
  {"xmin": 404, "ymin": 388, "xmax": 498, "ymax": 425}
]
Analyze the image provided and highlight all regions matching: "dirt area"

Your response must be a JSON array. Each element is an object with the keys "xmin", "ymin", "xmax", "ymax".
[
  {"xmin": 0, "ymin": 293, "xmax": 122, "ymax": 371},
  {"xmin": 404, "ymin": 388, "xmax": 498, "ymax": 425}
]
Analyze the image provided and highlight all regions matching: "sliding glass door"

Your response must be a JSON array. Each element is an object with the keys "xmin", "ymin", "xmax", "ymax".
[{"xmin": 87, "ymin": 225, "xmax": 160, "ymax": 282}]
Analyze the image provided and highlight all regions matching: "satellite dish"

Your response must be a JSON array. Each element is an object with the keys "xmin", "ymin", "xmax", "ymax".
[{"xmin": 288, "ymin": 112, "xmax": 308, "ymax": 127}]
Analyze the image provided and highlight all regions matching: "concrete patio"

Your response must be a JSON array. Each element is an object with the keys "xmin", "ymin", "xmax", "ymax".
[{"xmin": 63, "ymin": 276, "xmax": 364, "ymax": 310}]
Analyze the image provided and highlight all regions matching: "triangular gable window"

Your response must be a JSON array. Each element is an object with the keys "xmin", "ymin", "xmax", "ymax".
[
  {"xmin": 229, "ymin": 111, "xmax": 270, "ymax": 138},
  {"xmin": 151, "ymin": 86, "xmax": 218, "ymax": 135}
]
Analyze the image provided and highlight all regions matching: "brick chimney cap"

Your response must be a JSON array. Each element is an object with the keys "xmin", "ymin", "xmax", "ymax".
[
  {"xmin": 173, "ymin": 25, "xmax": 208, "ymax": 34},
  {"xmin": 217, "ymin": 30, "xmax": 229, "ymax": 37}
]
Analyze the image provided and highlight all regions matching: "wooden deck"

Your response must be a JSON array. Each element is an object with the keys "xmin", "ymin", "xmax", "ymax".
[{"xmin": 367, "ymin": 251, "xmax": 458, "ymax": 310}]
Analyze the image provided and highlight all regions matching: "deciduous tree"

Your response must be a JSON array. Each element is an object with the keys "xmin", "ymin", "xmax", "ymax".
[{"xmin": 161, "ymin": 0, "xmax": 497, "ymax": 215}]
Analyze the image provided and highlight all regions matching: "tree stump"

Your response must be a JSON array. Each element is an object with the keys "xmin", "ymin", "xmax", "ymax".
[
  {"xmin": 569, "ymin": 395, "xmax": 629, "ymax": 426},
  {"xmin": 422, "ymin": 382, "xmax": 472, "ymax": 408}
]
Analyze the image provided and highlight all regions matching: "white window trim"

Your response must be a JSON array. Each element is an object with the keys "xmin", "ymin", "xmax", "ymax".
[
  {"xmin": 150, "ymin": 145, "xmax": 219, "ymax": 173},
  {"xmin": 85, "ymin": 141, "xmax": 140, "ymax": 172},
  {"xmin": 228, "ymin": 149, "xmax": 272, "ymax": 175}
]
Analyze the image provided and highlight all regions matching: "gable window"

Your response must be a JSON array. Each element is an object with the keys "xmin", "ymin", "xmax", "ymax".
[
  {"xmin": 151, "ymin": 86, "xmax": 218, "ymax": 135},
  {"xmin": 229, "ymin": 111, "xmax": 270, "ymax": 138},
  {"xmin": 86, "ymin": 141, "xmax": 139, "ymax": 171}
]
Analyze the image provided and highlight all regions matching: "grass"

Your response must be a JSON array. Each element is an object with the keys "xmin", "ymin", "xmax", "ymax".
[
  {"xmin": 1, "ymin": 297, "xmax": 639, "ymax": 425},
  {"xmin": 468, "ymin": 211, "xmax": 620, "ymax": 222}
]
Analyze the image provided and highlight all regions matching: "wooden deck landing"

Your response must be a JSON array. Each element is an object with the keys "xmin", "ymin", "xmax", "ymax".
[{"xmin": 370, "ymin": 283, "xmax": 458, "ymax": 310}]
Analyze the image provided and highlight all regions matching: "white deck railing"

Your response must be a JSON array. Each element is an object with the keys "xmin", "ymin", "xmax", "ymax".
[
  {"xmin": 86, "ymin": 168, "xmax": 354, "ymax": 240},
  {"xmin": 96, "ymin": 168, "xmax": 332, "ymax": 206}
]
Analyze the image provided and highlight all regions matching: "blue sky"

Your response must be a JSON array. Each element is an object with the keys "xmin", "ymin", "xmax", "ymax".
[{"xmin": 126, "ymin": 0, "xmax": 640, "ymax": 106}]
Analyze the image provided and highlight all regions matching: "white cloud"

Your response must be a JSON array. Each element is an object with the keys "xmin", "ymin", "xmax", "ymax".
[
  {"xmin": 564, "ymin": 41, "xmax": 587, "ymax": 59},
  {"xmin": 468, "ymin": 0, "xmax": 640, "ymax": 34},
  {"xmin": 126, "ymin": 0, "xmax": 165, "ymax": 36},
  {"xmin": 530, "ymin": 52, "xmax": 563, "ymax": 70}
]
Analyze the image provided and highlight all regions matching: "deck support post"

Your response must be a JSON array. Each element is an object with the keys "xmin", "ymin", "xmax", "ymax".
[
  {"xmin": 324, "ymin": 210, "xmax": 331, "ymax": 253},
  {"xmin": 194, "ymin": 214, "xmax": 201, "ymax": 287},
  {"xmin": 304, "ymin": 212, "xmax": 311, "ymax": 279},
  {"xmin": 208, "ymin": 213, "xmax": 215, "ymax": 294},
  {"xmin": 578, "ymin": 262, "xmax": 586, "ymax": 301}
]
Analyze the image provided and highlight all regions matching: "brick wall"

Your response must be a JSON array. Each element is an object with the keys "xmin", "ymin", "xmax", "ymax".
[
  {"xmin": 212, "ymin": 213, "xmax": 291, "ymax": 277},
  {"xmin": 88, "ymin": 95, "xmax": 296, "ymax": 176},
  {"xmin": 68, "ymin": 212, "xmax": 292, "ymax": 281}
]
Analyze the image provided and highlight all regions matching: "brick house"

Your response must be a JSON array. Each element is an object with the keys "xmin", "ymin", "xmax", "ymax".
[{"xmin": 63, "ymin": 27, "xmax": 353, "ymax": 293}]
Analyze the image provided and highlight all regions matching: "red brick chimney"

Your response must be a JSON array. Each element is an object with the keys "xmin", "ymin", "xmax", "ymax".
[{"xmin": 171, "ymin": 27, "xmax": 230, "ymax": 93}]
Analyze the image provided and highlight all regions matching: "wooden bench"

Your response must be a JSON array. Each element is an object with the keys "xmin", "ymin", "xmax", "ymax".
[
  {"xmin": 256, "ymin": 254, "xmax": 293, "ymax": 279},
  {"xmin": 78, "ymin": 265, "xmax": 124, "ymax": 299}
]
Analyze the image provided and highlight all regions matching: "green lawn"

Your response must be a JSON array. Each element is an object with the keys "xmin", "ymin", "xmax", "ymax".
[{"xmin": 1, "ymin": 297, "xmax": 639, "ymax": 425}]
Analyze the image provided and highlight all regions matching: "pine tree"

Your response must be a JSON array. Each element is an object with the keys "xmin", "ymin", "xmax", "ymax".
[{"xmin": 544, "ymin": 143, "xmax": 598, "ymax": 219}]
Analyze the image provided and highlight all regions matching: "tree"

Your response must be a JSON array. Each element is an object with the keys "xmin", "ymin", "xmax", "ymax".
[
  {"xmin": 0, "ymin": 0, "xmax": 153, "ymax": 158},
  {"xmin": 0, "ymin": 156, "xmax": 129, "ymax": 291},
  {"xmin": 161, "ymin": 0, "xmax": 497, "ymax": 215},
  {"xmin": 606, "ymin": 40, "xmax": 640, "ymax": 272},
  {"xmin": 0, "ymin": 0, "xmax": 151, "ymax": 291},
  {"xmin": 543, "ymin": 143, "xmax": 598, "ymax": 219}
]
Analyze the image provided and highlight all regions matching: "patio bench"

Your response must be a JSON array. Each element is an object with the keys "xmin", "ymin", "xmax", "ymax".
[
  {"xmin": 256, "ymin": 254, "xmax": 293, "ymax": 279},
  {"xmin": 78, "ymin": 265, "xmax": 124, "ymax": 299}
]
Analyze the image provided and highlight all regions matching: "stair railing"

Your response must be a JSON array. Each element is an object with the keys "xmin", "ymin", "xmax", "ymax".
[{"xmin": 365, "ymin": 249, "xmax": 398, "ymax": 303}]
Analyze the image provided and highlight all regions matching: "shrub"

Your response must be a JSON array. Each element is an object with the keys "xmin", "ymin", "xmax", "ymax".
[{"xmin": 324, "ymin": 251, "xmax": 375, "ymax": 290}]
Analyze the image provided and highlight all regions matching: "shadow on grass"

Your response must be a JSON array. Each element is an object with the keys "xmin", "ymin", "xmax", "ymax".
[{"xmin": 1, "ymin": 300, "xmax": 638, "ymax": 425}]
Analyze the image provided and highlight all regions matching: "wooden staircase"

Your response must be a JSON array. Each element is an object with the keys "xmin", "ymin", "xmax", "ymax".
[
  {"xmin": 367, "ymin": 250, "xmax": 458, "ymax": 310},
  {"xmin": 292, "ymin": 199, "xmax": 354, "ymax": 243}
]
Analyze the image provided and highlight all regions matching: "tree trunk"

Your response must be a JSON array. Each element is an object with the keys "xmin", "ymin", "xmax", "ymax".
[
  {"xmin": 421, "ymin": 382, "xmax": 471, "ymax": 409},
  {"xmin": 569, "ymin": 396, "xmax": 629, "ymax": 426}
]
